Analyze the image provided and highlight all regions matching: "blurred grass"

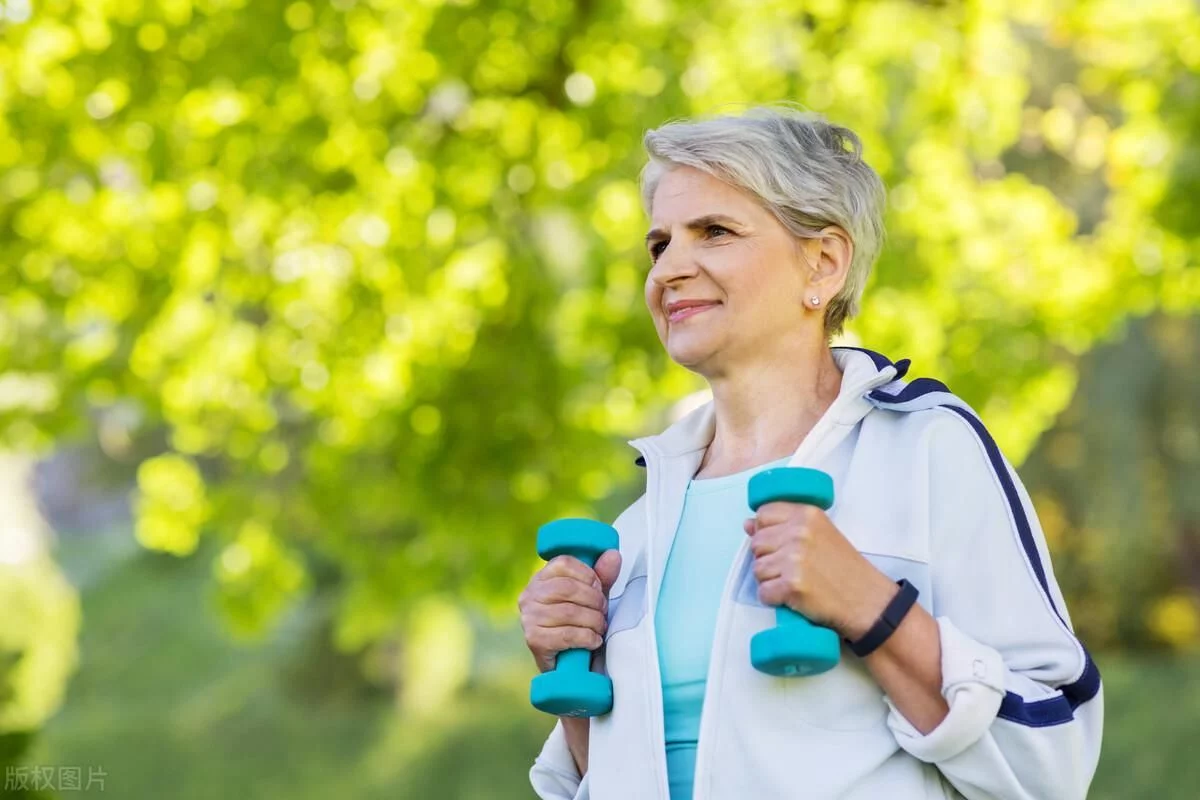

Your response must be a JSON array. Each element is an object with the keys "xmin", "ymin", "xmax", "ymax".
[
  {"xmin": 28, "ymin": 532, "xmax": 550, "ymax": 799},
  {"xmin": 22, "ymin": 529, "xmax": 1200, "ymax": 798},
  {"xmin": 1089, "ymin": 651, "xmax": 1200, "ymax": 799}
]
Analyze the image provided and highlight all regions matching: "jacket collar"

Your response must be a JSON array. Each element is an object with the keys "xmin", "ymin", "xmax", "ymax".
[{"xmin": 629, "ymin": 347, "xmax": 910, "ymax": 462}]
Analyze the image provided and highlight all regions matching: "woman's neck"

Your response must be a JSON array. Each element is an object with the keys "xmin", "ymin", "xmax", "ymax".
[{"xmin": 695, "ymin": 346, "xmax": 843, "ymax": 479}]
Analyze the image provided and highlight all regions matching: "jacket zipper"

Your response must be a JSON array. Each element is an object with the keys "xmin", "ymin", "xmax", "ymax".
[
  {"xmin": 689, "ymin": 374, "xmax": 893, "ymax": 800},
  {"xmin": 634, "ymin": 439, "xmax": 672, "ymax": 800},
  {"xmin": 630, "ymin": 363, "xmax": 895, "ymax": 800}
]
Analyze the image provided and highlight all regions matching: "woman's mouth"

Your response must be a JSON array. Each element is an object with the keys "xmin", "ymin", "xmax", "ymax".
[{"xmin": 668, "ymin": 303, "xmax": 719, "ymax": 323}]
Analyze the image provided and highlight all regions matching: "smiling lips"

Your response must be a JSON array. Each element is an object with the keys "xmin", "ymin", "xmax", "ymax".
[{"xmin": 666, "ymin": 301, "xmax": 720, "ymax": 323}]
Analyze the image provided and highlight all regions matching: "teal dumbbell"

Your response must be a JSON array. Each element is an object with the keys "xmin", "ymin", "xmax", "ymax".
[
  {"xmin": 529, "ymin": 518, "xmax": 620, "ymax": 717},
  {"xmin": 746, "ymin": 467, "xmax": 841, "ymax": 677}
]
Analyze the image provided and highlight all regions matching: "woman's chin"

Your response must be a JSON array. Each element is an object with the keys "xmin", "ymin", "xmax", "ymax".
[{"xmin": 666, "ymin": 343, "xmax": 718, "ymax": 370}]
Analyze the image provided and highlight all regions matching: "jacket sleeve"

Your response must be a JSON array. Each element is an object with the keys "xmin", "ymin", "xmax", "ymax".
[
  {"xmin": 530, "ymin": 720, "xmax": 589, "ymax": 800},
  {"xmin": 883, "ymin": 407, "xmax": 1103, "ymax": 800}
]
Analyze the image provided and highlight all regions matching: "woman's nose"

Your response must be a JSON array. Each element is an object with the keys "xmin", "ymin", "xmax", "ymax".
[{"xmin": 648, "ymin": 241, "xmax": 698, "ymax": 285}]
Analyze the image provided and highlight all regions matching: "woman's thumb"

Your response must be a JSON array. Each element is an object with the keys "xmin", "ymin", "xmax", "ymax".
[{"xmin": 593, "ymin": 549, "xmax": 622, "ymax": 595}]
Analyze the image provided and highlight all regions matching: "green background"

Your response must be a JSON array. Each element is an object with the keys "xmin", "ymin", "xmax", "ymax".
[{"xmin": 3, "ymin": 0, "xmax": 1199, "ymax": 795}]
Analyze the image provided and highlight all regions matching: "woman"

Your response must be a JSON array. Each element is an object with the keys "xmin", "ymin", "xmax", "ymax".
[{"xmin": 519, "ymin": 106, "xmax": 1102, "ymax": 800}]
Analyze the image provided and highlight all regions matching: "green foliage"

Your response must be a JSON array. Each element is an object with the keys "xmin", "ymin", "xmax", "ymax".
[
  {"xmin": 2, "ymin": 0, "xmax": 1199, "ymax": 648},
  {"xmin": 0, "ymin": 558, "xmax": 80, "ymax": 733}
]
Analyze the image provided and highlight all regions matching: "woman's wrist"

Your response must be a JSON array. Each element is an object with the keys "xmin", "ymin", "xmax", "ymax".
[
  {"xmin": 845, "ymin": 579, "xmax": 920, "ymax": 658},
  {"xmin": 838, "ymin": 569, "xmax": 902, "ymax": 642}
]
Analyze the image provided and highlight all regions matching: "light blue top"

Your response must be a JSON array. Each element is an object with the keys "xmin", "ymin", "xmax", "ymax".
[{"xmin": 654, "ymin": 455, "xmax": 792, "ymax": 800}]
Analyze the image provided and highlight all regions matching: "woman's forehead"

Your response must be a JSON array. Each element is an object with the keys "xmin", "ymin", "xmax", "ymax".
[{"xmin": 650, "ymin": 167, "xmax": 761, "ymax": 223}]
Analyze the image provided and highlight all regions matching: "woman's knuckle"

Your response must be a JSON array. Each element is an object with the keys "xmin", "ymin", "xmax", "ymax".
[
  {"xmin": 543, "ymin": 577, "xmax": 566, "ymax": 601},
  {"xmin": 567, "ymin": 580, "xmax": 588, "ymax": 604},
  {"xmin": 548, "ymin": 556, "xmax": 577, "ymax": 578}
]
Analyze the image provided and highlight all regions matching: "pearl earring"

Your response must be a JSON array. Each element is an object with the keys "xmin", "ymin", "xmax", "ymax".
[{"xmin": 809, "ymin": 295, "xmax": 821, "ymax": 307}]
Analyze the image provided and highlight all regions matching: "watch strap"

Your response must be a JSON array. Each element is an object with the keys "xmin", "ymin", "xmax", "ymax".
[{"xmin": 846, "ymin": 579, "xmax": 919, "ymax": 658}]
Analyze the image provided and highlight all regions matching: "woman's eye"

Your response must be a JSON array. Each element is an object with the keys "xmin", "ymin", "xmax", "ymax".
[
  {"xmin": 707, "ymin": 225, "xmax": 731, "ymax": 238},
  {"xmin": 649, "ymin": 241, "xmax": 667, "ymax": 260}
]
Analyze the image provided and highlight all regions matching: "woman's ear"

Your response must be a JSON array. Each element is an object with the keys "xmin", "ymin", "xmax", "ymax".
[{"xmin": 808, "ymin": 226, "xmax": 853, "ymax": 297}]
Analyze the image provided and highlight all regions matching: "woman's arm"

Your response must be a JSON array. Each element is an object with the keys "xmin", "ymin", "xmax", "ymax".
[
  {"xmin": 879, "ymin": 409, "xmax": 1103, "ymax": 800},
  {"xmin": 745, "ymin": 408, "xmax": 1102, "ymax": 799},
  {"xmin": 561, "ymin": 717, "xmax": 590, "ymax": 774},
  {"xmin": 841, "ymin": 583, "xmax": 950, "ymax": 735},
  {"xmin": 530, "ymin": 719, "xmax": 587, "ymax": 800}
]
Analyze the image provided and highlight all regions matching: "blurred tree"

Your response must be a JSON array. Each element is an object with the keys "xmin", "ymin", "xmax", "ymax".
[
  {"xmin": 1, "ymin": 0, "xmax": 1198, "ymax": 665},
  {"xmin": 0, "ymin": 558, "xmax": 78, "ymax": 731},
  {"xmin": 0, "ymin": 453, "xmax": 80, "ymax": 778},
  {"xmin": 1022, "ymin": 312, "xmax": 1200, "ymax": 651}
]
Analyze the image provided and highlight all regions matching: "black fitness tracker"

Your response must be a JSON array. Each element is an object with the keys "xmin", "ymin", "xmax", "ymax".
[{"xmin": 846, "ymin": 579, "xmax": 920, "ymax": 658}]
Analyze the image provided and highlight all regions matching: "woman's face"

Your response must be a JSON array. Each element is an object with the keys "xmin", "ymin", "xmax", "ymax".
[{"xmin": 644, "ymin": 165, "xmax": 817, "ymax": 375}]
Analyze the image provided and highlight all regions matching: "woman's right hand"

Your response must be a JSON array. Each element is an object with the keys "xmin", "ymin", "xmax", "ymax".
[{"xmin": 519, "ymin": 549, "xmax": 622, "ymax": 674}]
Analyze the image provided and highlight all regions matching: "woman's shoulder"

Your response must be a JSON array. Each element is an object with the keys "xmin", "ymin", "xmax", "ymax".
[{"xmin": 857, "ymin": 377, "xmax": 1016, "ymax": 482}]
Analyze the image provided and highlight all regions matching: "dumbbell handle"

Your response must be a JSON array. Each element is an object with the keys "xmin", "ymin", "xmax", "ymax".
[
  {"xmin": 775, "ymin": 603, "xmax": 819, "ymax": 634},
  {"xmin": 551, "ymin": 548, "xmax": 601, "ymax": 673},
  {"xmin": 748, "ymin": 468, "xmax": 839, "ymax": 647}
]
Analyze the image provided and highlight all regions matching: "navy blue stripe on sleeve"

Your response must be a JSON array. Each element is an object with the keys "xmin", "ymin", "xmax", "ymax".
[
  {"xmin": 939, "ymin": 404, "xmax": 1101, "ymax": 727},
  {"xmin": 941, "ymin": 405, "xmax": 1054, "ymax": 606},
  {"xmin": 998, "ymin": 656, "xmax": 1102, "ymax": 727},
  {"xmin": 872, "ymin": 369, "xmax": 1102, "ymax": 728}
]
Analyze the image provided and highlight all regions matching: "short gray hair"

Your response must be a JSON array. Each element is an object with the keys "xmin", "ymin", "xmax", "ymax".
[{"xmin": 639, "ymin": 105, "xmax": 887, "ymax": 338}]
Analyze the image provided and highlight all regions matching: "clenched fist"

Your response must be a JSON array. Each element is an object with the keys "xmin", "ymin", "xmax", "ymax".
[
  {"xmin": 519, "ymin": 549, "xmax": 622, "ymax": 673},
  {"xmin": 743, "ymin": 502, "xmax": 895, "ymax": 641}
]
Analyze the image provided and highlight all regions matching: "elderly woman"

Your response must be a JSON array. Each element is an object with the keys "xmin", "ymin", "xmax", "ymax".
[{"xmin": 519, "ymin": 106, "xmax": 1102, "ymax": 800}]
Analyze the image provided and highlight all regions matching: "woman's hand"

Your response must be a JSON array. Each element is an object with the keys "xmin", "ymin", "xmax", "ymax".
[
  {"xmin": 518, "ymin": 550, "xmax": 622, "ymax": 674},
  {"xmin": 743, "ymin": 503, "xmax": 896, "ymax": 641}
]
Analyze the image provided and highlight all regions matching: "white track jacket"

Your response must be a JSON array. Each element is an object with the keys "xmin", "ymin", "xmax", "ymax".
[{"xmin": 529, "ymin": 347, "xmax": 1103, "ymax": 800}]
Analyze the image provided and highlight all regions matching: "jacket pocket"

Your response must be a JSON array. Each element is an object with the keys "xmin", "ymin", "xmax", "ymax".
[
  {"xmin": 605, "ymin": 574, "xmax": 648, "ymax": 640},
  {"xmin": 860, "ymin": 551, "xmax": 932, "ymax": 604},
  {"xmin": 596, "ymin": 572, "xmax": 649, "ymax": 683}
]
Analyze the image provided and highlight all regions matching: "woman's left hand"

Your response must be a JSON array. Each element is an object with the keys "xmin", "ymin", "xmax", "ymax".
[{"xmin": 743, "ymin": 502, "xmax": 898, "ymax": 641}]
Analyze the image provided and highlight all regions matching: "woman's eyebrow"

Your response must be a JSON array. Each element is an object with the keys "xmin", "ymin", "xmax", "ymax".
[{"xmin": 645, "ymin": 214, "xmax": 741, "ymax": 244}]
